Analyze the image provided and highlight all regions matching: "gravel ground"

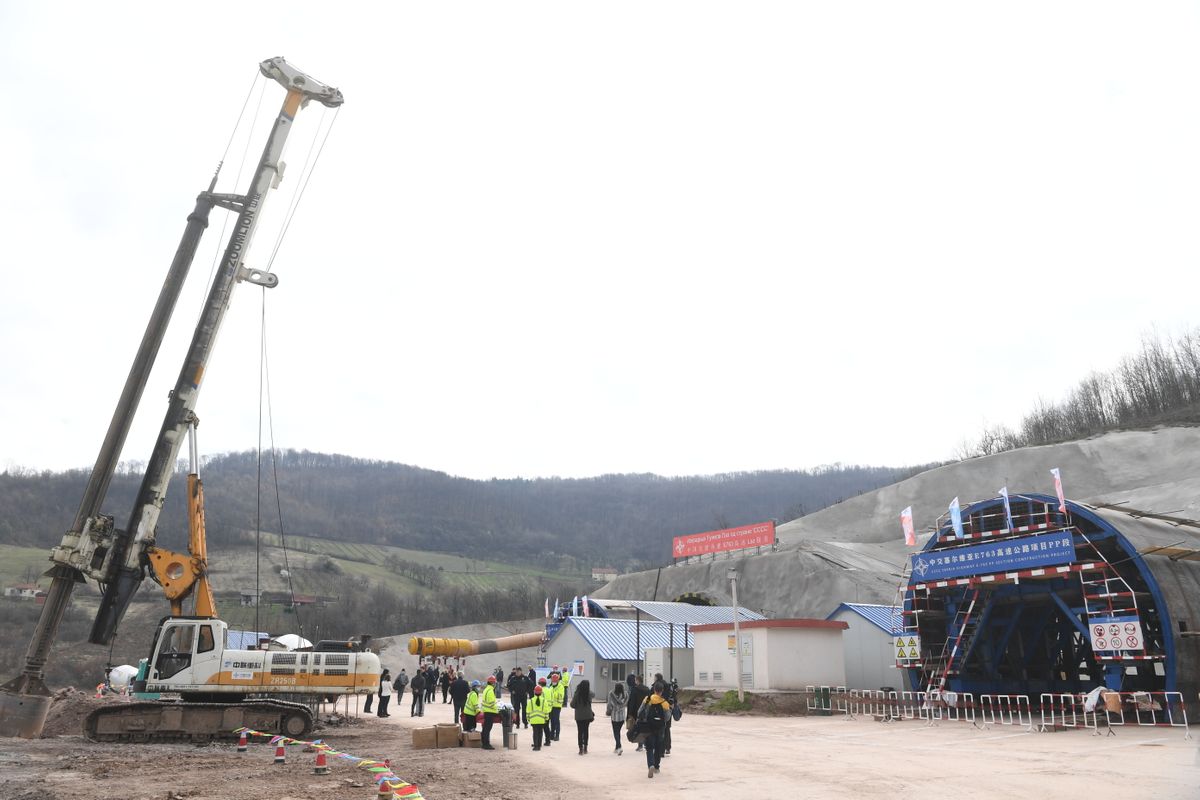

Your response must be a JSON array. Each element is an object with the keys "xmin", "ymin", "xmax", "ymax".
[{"xmin": 0, "ymin": 693, "xmax": 1196, "ymax": 800}]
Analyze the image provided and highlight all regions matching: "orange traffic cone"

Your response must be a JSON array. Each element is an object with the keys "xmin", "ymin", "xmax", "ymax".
[
  {"xmin": 237, "ymin": 731, "xmax": 249, "ymax": 753},
  {"xmin": 313, "ymin": 750, "xmax": 330, "ymax": 775},
  {"xmin": 273, "ymin": 743, "xmax": 286, "ymax": 764}
]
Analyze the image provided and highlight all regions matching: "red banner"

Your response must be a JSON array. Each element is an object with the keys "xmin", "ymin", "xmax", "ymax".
[{"xmin": 673, "ymin": 521, "xmax": 776, "ymax": 558}]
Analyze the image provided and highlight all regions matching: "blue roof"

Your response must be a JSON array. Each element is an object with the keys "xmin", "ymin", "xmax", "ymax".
[
  {"xmin": 559, "ymin": 617, "xmax": 694, "ymax": 661},
  {"xmin": 625, "ymin": 601, "xmax": 765, "ymax": 626},
  {"xmin": 826, "ymin": 603, "xmax": 901, "ymax": 635}
]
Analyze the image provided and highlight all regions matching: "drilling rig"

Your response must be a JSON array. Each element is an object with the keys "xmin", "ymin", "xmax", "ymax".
[{"xmin": 0, "ymin": 58, "xmax": 379, "ymax": 741}]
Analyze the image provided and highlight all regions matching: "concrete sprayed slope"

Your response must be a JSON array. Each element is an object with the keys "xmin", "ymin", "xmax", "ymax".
[
  {"xmin": 776, "ymin": 427, "xmax": 1200, "ymax": 547},
  {"xmin": 597, "ymin": 427, "xmax": 1200, "ymax": 619},
  {"xmin": 373, "ymin": 618, "xmax": 547, "ymax": 681},
  {"xmin": 592, "ymin": 543, "xmax": 904, "ymax": 618}
]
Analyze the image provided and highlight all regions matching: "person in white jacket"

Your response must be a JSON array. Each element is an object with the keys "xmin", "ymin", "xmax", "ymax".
[{"xmin": 377, "ymin": 669, "xmax": 393, "ymax": 717}]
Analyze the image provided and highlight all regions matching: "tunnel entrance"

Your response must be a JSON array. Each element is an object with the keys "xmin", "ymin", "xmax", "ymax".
[{"xmin": 902, "ymin": 494, "xmax": 1170, "ymax": 698}]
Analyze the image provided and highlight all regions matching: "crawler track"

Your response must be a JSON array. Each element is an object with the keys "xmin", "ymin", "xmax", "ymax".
[{"xmin": 84, "ymin": 699, "xmax": 313, "ymax": 743}]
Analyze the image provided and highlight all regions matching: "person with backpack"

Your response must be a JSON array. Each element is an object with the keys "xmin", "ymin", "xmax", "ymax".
[
  {"xmin": 410, "ymin": 668, "xmax": 426, "ymax": 717},
  {"xmin": 626, "ymin": 675, "xmax": 650, "ymax": 751},
  {"xmin": 606, "ymin": 682, "xmax": 627, "ymax": 755},
  {"xmin": 637, "ymin": 681, "xmax": 671, "ymax": 778},
  {"xmin": 393, "ymin": 668, "xmax": 409, "ymax": 706}
]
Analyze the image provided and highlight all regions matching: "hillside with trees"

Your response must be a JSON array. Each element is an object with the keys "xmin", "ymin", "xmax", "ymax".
[
  {"xmin": 0, "ymin": 455, "xmax": 928, "ymax": 571},
  {"xmin": 959, "ymin": 329, "xmax": 1200, "ymax": 457}
]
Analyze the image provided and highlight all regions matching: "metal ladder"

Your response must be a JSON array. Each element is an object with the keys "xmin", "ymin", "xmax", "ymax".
[{"xmin": 926, "ymin": 585, "xmax": 983, "ymax": 696}]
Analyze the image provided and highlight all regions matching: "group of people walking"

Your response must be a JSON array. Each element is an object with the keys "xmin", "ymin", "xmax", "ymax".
[{"xmin": 370, "ymin": 661, "xmax": 678, "ymax": 778}]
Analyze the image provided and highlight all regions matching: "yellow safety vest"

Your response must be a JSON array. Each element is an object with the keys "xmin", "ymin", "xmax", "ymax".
[
  {"xmin": 561, "ymin": 671, "xmax": 572, "ymax": 689},
  {"xmin": 464, "ymin": 690, "xmax": 480, "ymax": 716},
  {"xmin": 549, "ymin": 682, "xmax": 565, "ymax": 709},
  {"xmin": 481, "ymin": 684, "xmax": 499, "ymax": 714},
  {"xmin": 526, "ymin": 694, "xmax": 550, "ymax": 724}
]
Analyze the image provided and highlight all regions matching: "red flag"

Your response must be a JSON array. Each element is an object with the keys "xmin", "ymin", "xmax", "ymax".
[
  {"xmin": 900, "ymin": 506, "xmax": 916, "ymax": 547},
  {"xmin": 1051, "ymin": 468, "xmax": 1067, "ymax": 514}
]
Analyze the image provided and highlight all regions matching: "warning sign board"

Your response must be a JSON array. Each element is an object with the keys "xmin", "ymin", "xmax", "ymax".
[
  {"xmin": 1089, "ymin": 617, "xmax": 1143, "ymax": 652},
  {"xmin": 893, "ymin": 634, "xmax": 921, "ymax": 662}
]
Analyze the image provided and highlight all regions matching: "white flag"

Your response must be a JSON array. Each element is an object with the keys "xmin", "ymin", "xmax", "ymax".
[
  {"xmin": 900, "ymin": 506, "xmax": 916, "ymax": 547},
  {"xmin": 949, "ymin": 497, "xmax": 965, "ymax": 539},
  {"xmin": 999, "ymin": 487, "xmax": 1015, "ymax": 531}
]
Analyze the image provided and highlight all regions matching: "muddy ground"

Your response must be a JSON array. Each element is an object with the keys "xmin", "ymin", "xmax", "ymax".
[{"xmin": 1, "ymin": 691, "xmax": 1197, "ymax": 800}]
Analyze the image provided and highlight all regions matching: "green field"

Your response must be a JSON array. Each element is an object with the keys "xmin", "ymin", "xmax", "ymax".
[
  {"xmin": 0, "ymin": 544, "xmax": 57, "ymax": 589},
  {"xmin": 251, "ymin": 533, "xmax": 586, "ymax": 590},
  {"xmin": 0, "ymin": 535, "xmax": 587, "ymax": 602}
]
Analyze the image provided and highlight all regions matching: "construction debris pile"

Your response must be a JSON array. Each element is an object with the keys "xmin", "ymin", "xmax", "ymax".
[{"xmin": 41, "ymin": 688, "xmax": 119, "ymax": 738}]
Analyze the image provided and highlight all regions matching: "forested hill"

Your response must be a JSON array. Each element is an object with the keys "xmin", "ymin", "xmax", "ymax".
[{"xmin": 0, "ymin": 452, "xmax": 934, "ymax": 570}]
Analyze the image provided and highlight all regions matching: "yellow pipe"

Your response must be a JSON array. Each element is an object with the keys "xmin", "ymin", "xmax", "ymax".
[{"xmin": 408, "ymin": 630, "xmax": 544, "ymax": 658}]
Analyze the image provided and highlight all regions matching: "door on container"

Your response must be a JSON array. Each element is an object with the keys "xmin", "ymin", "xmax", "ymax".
[{"xmin": 740, "ymin": 633, "xmax": 753, "ymax": 688}]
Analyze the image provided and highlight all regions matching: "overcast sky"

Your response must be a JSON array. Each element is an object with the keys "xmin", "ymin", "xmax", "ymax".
[{"xmin": 2, "ymin": 2, "xmax": 1199, "ymax": 480}]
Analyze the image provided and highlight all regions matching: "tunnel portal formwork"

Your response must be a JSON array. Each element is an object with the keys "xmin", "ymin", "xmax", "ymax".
[{"xmin": 901, "ymin": 494, "xmax": 1199, "ymax": 714}]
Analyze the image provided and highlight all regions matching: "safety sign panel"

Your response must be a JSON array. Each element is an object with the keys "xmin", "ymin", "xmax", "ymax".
[
  {"xmin": 1089, "ymin": 616, "xmax": 1143, "ymax": 652},
  {"xmin": 894, "ymin": 634, "xmax": 921, "ymax": 662}
]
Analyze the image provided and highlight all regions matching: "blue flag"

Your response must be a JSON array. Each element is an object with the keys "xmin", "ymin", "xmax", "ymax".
[{"xmin": 949, "ymin": 497, "xmax": 965, "ymax": 539}]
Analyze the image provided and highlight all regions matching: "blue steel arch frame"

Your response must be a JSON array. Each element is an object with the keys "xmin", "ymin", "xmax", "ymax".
[{"xmin": 904, "ymin": 494, "xmax": 1175, "ymax": 696}]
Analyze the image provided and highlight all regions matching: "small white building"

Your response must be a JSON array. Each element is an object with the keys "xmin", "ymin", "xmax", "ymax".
[
  {"xmin": 4, "ymin": 583, "xmax": 42, "ymax": 600},
  {"xmin": 542, "ymin": 617, "xmax": 694, "ymax": 699},
  {"xmin": 691, "ymin": 619, "xmax": 847, "ymax": 691},
  {"xmin": 825, "ymin": 603, "xmax": 907, "ymax": 691}
]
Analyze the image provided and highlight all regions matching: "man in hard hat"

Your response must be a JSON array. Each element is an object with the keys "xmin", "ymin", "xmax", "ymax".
[
  {"xmin": 526, "ymin": 683, "xmax": 551, "ymax": 750},
  {"xmin": 535, "ymin": 678, "xmax": 552, "ymax": 747},
  {"xmin": 462, "ymin": 680, "xmax": 481, "ymax": 732},
  {"xmin": 480, "ymin": 675, "xmax": 500, "ymax": 750},
  {"xmin": 548, "ymin": 670, "xmax": 566, "ymax": 741}
]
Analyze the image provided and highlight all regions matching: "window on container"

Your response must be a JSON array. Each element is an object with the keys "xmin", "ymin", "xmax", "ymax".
[{"xmin": 611, "ymin": 662, "xmax": 626, "ymax": 682}]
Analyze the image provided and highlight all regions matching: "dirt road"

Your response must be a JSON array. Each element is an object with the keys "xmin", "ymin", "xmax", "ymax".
[{"xmin": 1, "ymin": 696, "xmax": 1196, "ymax": 800}]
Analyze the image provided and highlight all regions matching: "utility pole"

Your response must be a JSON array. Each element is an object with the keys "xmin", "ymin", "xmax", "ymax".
[{"xmin": 728, "ymin": 568, "xmax": 743, "ymax": 703}]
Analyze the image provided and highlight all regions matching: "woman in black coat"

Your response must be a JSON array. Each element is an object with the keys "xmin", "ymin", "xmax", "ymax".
[{"xmin": 570, "ymin": 679, "xmax": 596, "ymax": 754}]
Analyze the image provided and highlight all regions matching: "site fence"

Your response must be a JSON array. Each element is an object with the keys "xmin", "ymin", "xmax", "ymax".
[{"xmin": 801, "ymin": 686, "xmax": 1190, "ymax": 739}]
